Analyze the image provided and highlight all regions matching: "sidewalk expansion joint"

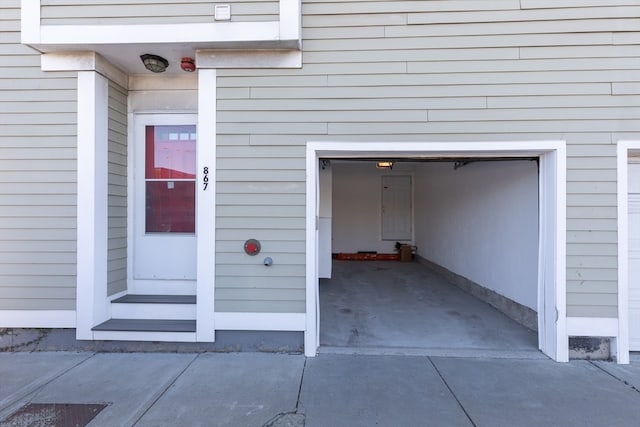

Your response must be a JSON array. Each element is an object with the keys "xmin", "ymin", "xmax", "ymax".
[
  {"xmin": 130, "ymin": 353, "xmax": 201, "ymax": 427},
  {"xmin": 428, "ymin": 357, "xmax": 477, "ymax": 427},
  {"xmin": 261, "ymin": 357, "xmax": 307, "ymax": 427},
  {"xmin": 589, "ymin": 361, "xmax": 640, "ymax": 395}
]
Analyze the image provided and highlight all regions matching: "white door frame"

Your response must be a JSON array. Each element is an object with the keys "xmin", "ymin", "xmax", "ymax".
[
  {"xmin": 616, "ymin": 140, "xmax": 640, "ymax": 364},
  {"xmin": 124, "ymin": 70, "xmax": 217, "ymax": 342},
  {"xmin": 305, "ymin": 141, "xmax": 568, "ymax": 361}
]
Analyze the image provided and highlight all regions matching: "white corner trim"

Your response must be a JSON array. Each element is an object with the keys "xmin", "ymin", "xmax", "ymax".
[
  {"xmin": 41, "ymin": 52, "xmax": 128, "ymax": 89},
  {"xmin": 39, "ymin": 22, "xmax": 280, "ymax": 45},
  {"xmin": 566, "ymin": 317, "xmax": 619, "ymax": 337},
  {"xmin": 214, "ymin": 313, "xmax": 306, "ymax": 331},
  {"xmin": 196, "ymin": 69, "xmax": 217, "ymax": 342},
  {"xmin": 617, "ymin": 140, "xmax": 640, "ymax": 364},
  {"xmin": 0, "ymin": 310, "xmax": 76, "ymax": 328},
  {"xmin": 280, "ymin": 0, "xmax": 302, "ymax": 45},
  {"xmin": 196, "ymin": 49, "xmax": 302, "ymax": 69},
  {"xmin": 20, "ymin": 0, "xmax": 41, "ymax": 45}
]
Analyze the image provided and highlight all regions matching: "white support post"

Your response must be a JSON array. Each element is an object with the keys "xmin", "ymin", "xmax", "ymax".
[
  {"xmin": 76, "ymin": 71, "xmax": 109, "ymax": 340},
  {"xmin": 555, "ymin": 145, "xmax": 568, "ymax": 362},
  {"xmin": 617, "ymin": 141, "xmax": 639, "ymax": 364},
  {"xmin": 305, "ymin": 146, "xmax": 319, "ymax": 356},
  {"xmin": 196, "ymin": 69, "xmax": 217, "ymax": 342}
]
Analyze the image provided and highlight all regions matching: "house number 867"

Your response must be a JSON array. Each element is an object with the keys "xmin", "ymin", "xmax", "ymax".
[{"xmin": 203, "ymin": 167, "xmax": 209, "ymax": 191}]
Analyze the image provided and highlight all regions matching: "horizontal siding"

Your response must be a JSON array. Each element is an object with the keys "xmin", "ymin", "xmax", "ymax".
[
  {"xmin": 40, "ymin": 0, "xmax": 279, "ymax": 24},
  {"xmin": 216, "ymin": 134, "xmax": 305, "ymax": 313},
  {"xmin": 215, "ymin": 0, "xmax": 640, "ymax": 316},
  {"xmin": 0, "ymin": 1, "xmax": 77, "ymax": 312},
  {"xmin": 107, "ymin": 80, "xmax": 128, "ymax": 297}
]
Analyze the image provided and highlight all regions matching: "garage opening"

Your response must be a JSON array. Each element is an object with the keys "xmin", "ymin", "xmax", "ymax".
[
  {"xmin": 305, "ymin": 142, "xmax": 567, "ymax": 361},
  {"xmin": 321, "ymin": 158, "xmax": 539, "ymax": 353}
]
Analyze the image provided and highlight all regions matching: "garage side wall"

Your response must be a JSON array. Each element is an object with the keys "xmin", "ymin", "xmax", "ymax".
[
  {"xmin": 216, "ymin": 1, "xmax": 638, "ymax": 318},
  {"xmin": 414, "ymin": 161, "xmax": 539, "ymax": 310},
  {"xmin": 0, "ymin": 0, "xmax": 77, "ymax": 311}
]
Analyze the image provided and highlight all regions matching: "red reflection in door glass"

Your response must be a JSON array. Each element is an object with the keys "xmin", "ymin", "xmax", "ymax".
[
  {"xmin": 145, "ymin": 125, "xmax": 196, "ymax": 233},
  {"xmin": 146, "ymin": 125, "xmax": 196, "ymax": 179},
  {"xmin": 146, "ymin": 182, "xmax": 195, "ymax": 232}
]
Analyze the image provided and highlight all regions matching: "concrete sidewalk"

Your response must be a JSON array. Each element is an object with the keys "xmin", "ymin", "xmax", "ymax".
[{"xmin": 1, "ymin": 352, "xmax": 640, "ymax": 427}]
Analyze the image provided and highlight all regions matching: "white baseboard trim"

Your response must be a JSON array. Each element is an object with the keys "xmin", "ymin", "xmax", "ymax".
[
  {"xmin": 0, "ymin": 310, "xmax": 76, "ymax": 328},
  {"xmin": 566, "ymin": 317, "xmax": 618, "ymax": 337},
  {"xmin": 214, "ymin": 312, "xmax": 305, "ymax": 331}
]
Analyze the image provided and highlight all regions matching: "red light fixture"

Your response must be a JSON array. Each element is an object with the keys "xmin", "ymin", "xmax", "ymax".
[{"xmin": 181, "ymin": 57, "xmax": 196, "ymax": 72}]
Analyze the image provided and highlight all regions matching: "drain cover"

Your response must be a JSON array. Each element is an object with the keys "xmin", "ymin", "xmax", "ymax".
[{"xmin": 0, "ymin": 403, "xmax": 107, "ymax": 427}]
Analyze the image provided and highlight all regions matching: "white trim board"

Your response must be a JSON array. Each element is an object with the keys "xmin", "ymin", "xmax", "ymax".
[
  {"xmin": 0, "ymin": 312, "xmax": 304, "ymax": 334},
  {"xmin": 21, "ymin": 0, "xmax": 301, "ymax": 48},
  {"xmin": 20, "ymin": 0, "xmax": 41, "ymax": 45},
  {"xmin": 616, "ymin": 140, "xmax": 640, "ymax": 365},
  {"xmin": 566, "ymin": 317, "xmax": 619, "ymax": 337},
  {"xmin": 196, "ymin": 49, "xmax": 301, "ymax": 69},
  {"xmin": 0, "ymin": 311, "xmax": 76, "ymax": 328},
  {"xmin": 41, "ymin": 51, "xmax": 128, "ymax": 89},
  {"xmin": 305, "ymin": 141, "xmax": 568, "ymax": 361},
  {"xmin": 214, "ymin": 313, "xmax": 306, "ymax": 331}
]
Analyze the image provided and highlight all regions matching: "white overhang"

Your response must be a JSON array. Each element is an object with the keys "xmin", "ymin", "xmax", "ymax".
[{"xmin": 22, "ymin": 0, "xmax": 301, "ymax": 74}]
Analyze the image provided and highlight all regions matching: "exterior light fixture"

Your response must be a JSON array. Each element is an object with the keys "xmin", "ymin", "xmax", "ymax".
[
  {"xmin": 140, "ymin": 54, "xmax": 169, "ymax": 73},
  {"xmin": 376, "ymin": 161, "xmax": 394, "ymax": 169}
]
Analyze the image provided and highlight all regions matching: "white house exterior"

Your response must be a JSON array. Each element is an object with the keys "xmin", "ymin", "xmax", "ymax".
[{"xmin": 1, "ymin": 0, "xmax": 639, "ymax": 363}]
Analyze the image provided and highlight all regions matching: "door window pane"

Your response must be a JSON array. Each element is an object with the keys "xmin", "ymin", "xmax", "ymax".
[
  {"xmin": 145, "ymin": 125, "xmax": 196, "ymax": 233},
  {"xmin": 146, "ymin": 181, "xmax": 195, "ymax": 233},
  {"xmin": 146, "ymin": 125, "xmax": 196, "ymax": 179}
]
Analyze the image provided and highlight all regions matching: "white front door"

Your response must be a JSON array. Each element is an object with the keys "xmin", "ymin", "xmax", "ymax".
[
  {"xmin": 381, "ymin": 175, "xmax": 412, "ymax": 241},
  {"xmin": 134, "ymin": 114, "xmax": 197, "ymax": 281},
  {"xmin": 628, "ymin": 162, "xmax": 640, "ymax": 350}
]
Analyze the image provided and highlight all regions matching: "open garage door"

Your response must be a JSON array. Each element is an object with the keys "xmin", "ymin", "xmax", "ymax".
[{"xmin": 305, "ymin": 142, "xmax": 567, "ymax": 361}]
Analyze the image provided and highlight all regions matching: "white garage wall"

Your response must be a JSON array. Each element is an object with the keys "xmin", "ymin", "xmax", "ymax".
[
  {"xmin": 414, "ymin": 160, "xmax": 539, "ymax": 310},
  {"xmin": 332, "ymin": 161, "xmax": 414, "ymax": 254}
]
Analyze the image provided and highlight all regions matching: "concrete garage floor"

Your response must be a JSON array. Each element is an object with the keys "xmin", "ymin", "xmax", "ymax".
[{"xmin": 320, "ymin": 260, "xmax": 539, "ymax": 356}]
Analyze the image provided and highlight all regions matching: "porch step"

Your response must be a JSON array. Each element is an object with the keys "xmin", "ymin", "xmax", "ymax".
[
  {"xmin": 112, "ymin": 294, "xmax": 196, "ymax": 304},
  {"xmin": 91, "ymin": 318, "xmax": 197, "ymax": 342},
  {"xmin": 111, "ymin": 294, "xmax": 196, "ymax": 320},
  {"xmin": 93, "ymin": 319, "xmax": 196, "ymax": 332}
]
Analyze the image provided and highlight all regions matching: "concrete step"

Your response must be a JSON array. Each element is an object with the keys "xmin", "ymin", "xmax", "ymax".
[{"xmin": 110, "ymin": 294, "xmax": 196, "ymax": 320}]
